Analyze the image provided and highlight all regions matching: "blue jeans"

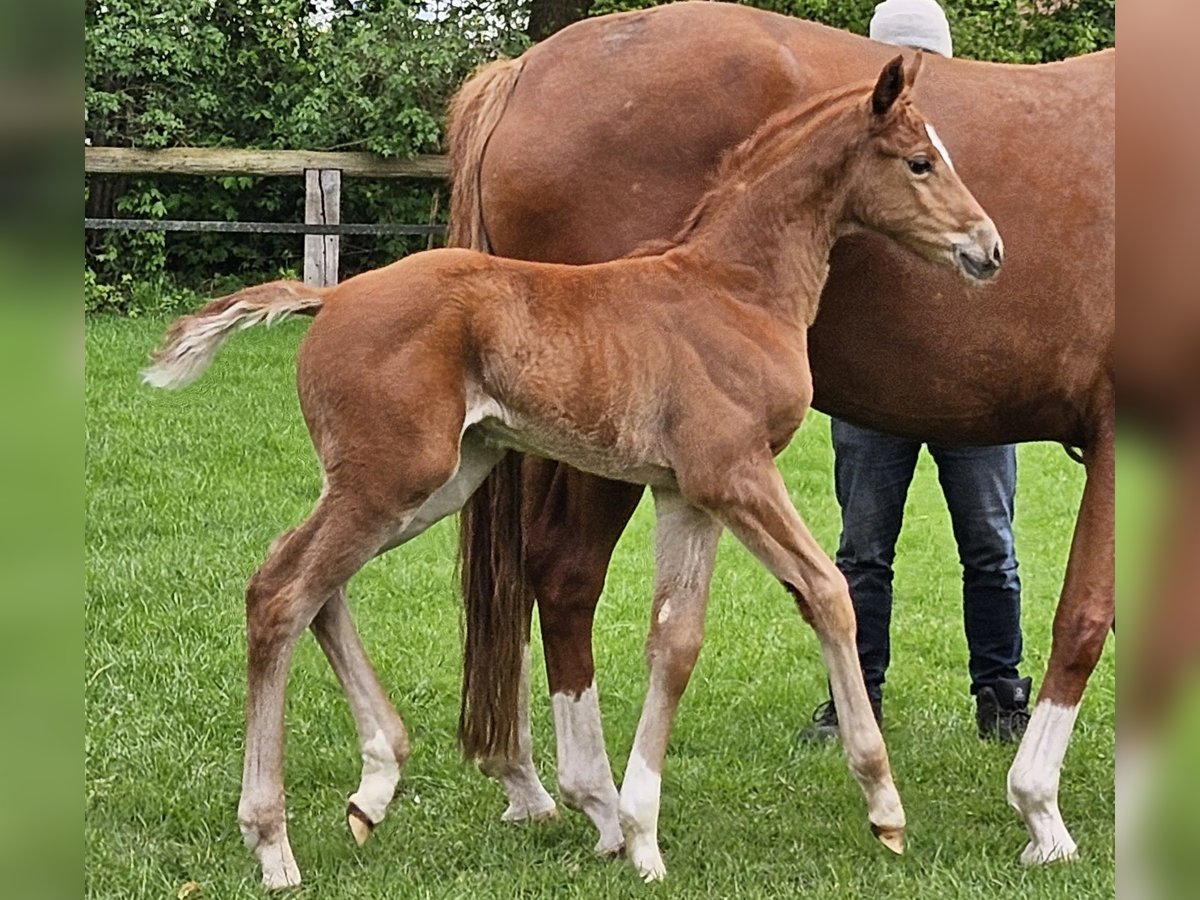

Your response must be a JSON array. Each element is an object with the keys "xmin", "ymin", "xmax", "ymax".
[{"xmin": 830, "ymin": 419, "xmax": 1022, "ymax": 700}]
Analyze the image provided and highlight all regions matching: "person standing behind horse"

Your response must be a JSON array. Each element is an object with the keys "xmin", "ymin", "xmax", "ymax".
[{"xmin": 799, "ymin": 0, "xmax": 1032, "ymax": 744}]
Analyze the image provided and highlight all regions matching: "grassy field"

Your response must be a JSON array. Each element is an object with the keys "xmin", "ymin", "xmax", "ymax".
[{"xmin": 85, "ymin": 315, "xmax": 1114, "ymax": 899}]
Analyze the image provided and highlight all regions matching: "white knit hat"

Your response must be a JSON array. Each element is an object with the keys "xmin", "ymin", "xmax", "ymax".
[{"xmin": 869, "ymin": 0, "xmax": 954, "ymax": 58}]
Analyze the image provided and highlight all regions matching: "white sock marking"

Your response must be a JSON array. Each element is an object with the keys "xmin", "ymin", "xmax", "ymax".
[
  {"xmin": 348, "ymin": 729, "xmax": 400, "ymax": 824},
  {"xmin": 1007, "ymin": 700, "xmax": 1080, "ymax": 864},
  {"xmin": 552, "ymin": 681, "xmax": 623, "ymax": 852},
  {"xmin": 482, "ymin": 646, "xmax": 557, "ymax": 821},
  {"xmin": 1117, "ymin": 739, "xmax": 1155, "ymax": 898},
  {"xmin": 619, "ymin": 750, "xmax": 666, "ymax": 881}
]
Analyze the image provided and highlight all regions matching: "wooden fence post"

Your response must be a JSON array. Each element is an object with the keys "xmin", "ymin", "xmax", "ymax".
[{"xmin": 304, "ymin": 168, "xmax": 341, "ymax": 286}]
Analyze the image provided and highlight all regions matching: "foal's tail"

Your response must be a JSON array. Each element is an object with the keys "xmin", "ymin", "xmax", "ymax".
[
  {"xmin": 142, "ymin": 280, "xmax": 329, "ymax": 390},
  {"xmin": 447, "ymin": 55, "xmax": 532, "ymax": 762}
]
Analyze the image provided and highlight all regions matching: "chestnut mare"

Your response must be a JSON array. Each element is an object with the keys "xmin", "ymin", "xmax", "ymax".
[
  {"xmin": 449, "ymin": 1, "xmax": 1113, "ymax": 872},
  {"xmin": 147, "ymin": 57, "xmax": 1000, "ymax": 887}
]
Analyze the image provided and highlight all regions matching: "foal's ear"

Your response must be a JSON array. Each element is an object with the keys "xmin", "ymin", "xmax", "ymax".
[
  {"xmin": 906, "ymin": 50, "xmax": 925, "ymax": 89},
  {"xmin": 872, "ymin": 55, "xmax": 907, "ymax": 117}
]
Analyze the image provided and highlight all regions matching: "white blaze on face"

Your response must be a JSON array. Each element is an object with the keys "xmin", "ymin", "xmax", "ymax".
[{"xmin": 925, "ymin": 123, "xmax": 955, "ymax": 172}]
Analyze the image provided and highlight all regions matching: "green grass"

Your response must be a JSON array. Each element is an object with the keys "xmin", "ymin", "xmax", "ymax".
[{"xmin": 85, "ymin": 316, "xmax": 1114, "ymax": 899}]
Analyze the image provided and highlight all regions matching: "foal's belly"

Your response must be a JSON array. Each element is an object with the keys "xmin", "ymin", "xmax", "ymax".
[{"xmin": 469, "ymin": 398, "xmax": 676, "ymax": 489}]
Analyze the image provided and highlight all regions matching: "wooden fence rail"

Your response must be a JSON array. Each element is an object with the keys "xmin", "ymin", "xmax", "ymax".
[
  {"xmin": 84, "ymin": 147, "xmax": 451, "ymax": 286},
  {"xmin": 84, "ymin": 147, "xmax": 450, "ymax": 178},
  {"xmin": 83, "ymin": 219, "xmax": 446, "ymax": 236}
]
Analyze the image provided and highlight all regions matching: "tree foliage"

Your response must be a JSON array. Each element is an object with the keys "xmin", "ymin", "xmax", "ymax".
[
  {"xmin": 85, "ymin": 0, "xmax": 1113, "ymax": 313},
  {"xmin": 85, "ymin": 0, "xmax": 528, "ymax": 311},
  {"xmin": 591, "ymin": 0, "xmax": 1114, "ymax": 61}
]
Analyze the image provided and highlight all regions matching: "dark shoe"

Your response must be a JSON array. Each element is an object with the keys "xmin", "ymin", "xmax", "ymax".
[
  {"xmin": 797, "ymin": 696, "xmax": 883, "ymax": 743},
  {"xmin": 976, "ymin": 676, "xmax": 1032, "ymax": 743}
]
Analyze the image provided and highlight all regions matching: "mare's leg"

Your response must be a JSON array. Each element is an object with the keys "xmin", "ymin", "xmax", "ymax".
[
  {"xmin": 465, "ymin": 452, "xmax": 552, "ymax": 824},
  {"xmin": 1007, "ymin": 419, "xmax": 1114, "ymax": 864},
  {"xmin": 618, "ymin": 487, "xmax": 722, "ymax": 881},
  {"xmin": 526, "ymin": 460, "xmax": 643, "ymax": 853},
  {"xmin": 686, "ymin": 457, "xmax": 905, "ymax": 853},
  {"xmin": 313, "ymin": 429, "xmax": 504, "ymax": 845},
  {"xmin": 472, "ymin": 458, "xmax": 564, "ymax": 827},
  {"xmin": 477, "ymin": 640, "xmax": 558, "ymax": 823}
]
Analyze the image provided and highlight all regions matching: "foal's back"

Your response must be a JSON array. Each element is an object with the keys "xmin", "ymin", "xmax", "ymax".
[{"xmin": 299, "ymin": 246, "xmax": 809, "ymax": 486}]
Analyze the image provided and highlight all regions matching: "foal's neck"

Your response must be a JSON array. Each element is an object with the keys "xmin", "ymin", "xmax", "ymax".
[{"xmin": 678, "ymin": 98, "xmax": 866, "ymax": 325}]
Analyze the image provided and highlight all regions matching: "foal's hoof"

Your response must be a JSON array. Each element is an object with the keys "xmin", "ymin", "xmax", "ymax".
[
  {"xmin": 346, "ymin": 802, "xmax": 376, "ymax": 847},
  {"xmin": 871, "ymin": 823, "xmax": 906, "ymax": 855}
]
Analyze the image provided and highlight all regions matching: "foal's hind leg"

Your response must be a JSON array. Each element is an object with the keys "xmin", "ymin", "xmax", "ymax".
[
  {"xmin": 240, "ymin": 430, "xmax": 489, "ymax": 887},
  {"xmin": 310, "ymin": 590, "xmax": 409, "ymax": 846},
  {"xmin": 238, "ymin": 497, "xmax": 395, "ymax": 889},
  {"xmin": 316, "ymin": 428, "xmax": 506, "ymax": 845},
  {"xmin": 618, "ymin": 487, "xmax": 722, "ymax": 881},
  {"xmin": 685, "ymin": 457, "xmax": 906, "ymax": 854}
]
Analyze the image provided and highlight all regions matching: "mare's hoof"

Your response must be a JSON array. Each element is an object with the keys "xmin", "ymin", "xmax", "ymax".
[
  {"xmin": 500, "ymin": 802, "xmax": 558, "ymax": 823},
  {"xmin": 1020, "ymin": 838, "xmax": 1078, "ymax": 866},
  {"xmin": 627, "ymin": 836, "xmax": 666, "ymax": 882},
  {"xmin": 259, "ymin": 853, "xmax": 302, "ymax": 891},
  {"xmin": 346, "ymin": 802, "xmax": 376, "ymax": 847}
]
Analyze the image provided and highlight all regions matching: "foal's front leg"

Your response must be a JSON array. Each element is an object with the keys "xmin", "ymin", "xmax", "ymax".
[
  {"xmin": 701, "ymin": 459, "xmax": 906, "ymax": 854},
  {"xmin": 618, "ymin": 487, "xmax": 722, "ymax": 881}
]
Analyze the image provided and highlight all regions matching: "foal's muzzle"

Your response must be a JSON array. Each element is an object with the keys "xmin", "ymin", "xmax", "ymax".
[{"xmin": 954, "ymin": 222, "xmax": 1004, "ymax": 282}]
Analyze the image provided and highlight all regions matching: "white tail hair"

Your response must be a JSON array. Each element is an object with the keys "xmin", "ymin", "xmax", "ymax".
[{"xmin": 142, "ymin": 280, "xmax": 329, "ymax": 389}]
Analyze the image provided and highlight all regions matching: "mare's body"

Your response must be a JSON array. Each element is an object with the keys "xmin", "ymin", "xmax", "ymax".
[{"xmin": 447, "ymin": 1, "xmax": 1114, "ymax": 868}]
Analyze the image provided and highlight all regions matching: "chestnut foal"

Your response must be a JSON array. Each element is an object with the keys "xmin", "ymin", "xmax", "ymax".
[{"xmin": 146, "ymin": 56, "xmax": 1001, "ymax": 888}]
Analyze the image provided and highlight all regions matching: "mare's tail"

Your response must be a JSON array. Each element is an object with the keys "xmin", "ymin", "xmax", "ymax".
[
  {"xmin": 446, "ymin": 56, "xmax": 532, "ymax": 761},
  {"xmin": 142, "ymin": 280, "xmax": 329, "ymax": 390},
  {"xmin": 446, "ymin": 57, "xmax": 524, "ymax": 253}
]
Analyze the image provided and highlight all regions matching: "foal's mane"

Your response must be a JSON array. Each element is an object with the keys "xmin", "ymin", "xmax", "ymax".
[{"xmin": 627, "ymin": 79, "xmax": 880, "ymax": 258}]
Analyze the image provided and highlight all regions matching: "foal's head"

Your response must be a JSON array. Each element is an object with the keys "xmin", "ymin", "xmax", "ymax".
[{"xmin": 847, "ymin": 54, "xmax": 1003, "ymax": 282}]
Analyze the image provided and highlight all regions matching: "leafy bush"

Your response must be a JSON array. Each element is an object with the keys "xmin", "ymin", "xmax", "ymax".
[{"xmin": 85, "ymin": 0, "xmax": 528, "ymax": 309}]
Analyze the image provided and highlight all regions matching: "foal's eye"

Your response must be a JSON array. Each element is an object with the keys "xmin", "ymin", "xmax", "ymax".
[{"xmin": 907, "ymin": 157, "xmax": 934, "ymax": 176}]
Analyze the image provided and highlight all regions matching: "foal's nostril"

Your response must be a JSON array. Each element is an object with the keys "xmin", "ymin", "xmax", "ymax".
[{"xmin": 992, "ymin": 244, "xmax": 1003, "ymax": 265}]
